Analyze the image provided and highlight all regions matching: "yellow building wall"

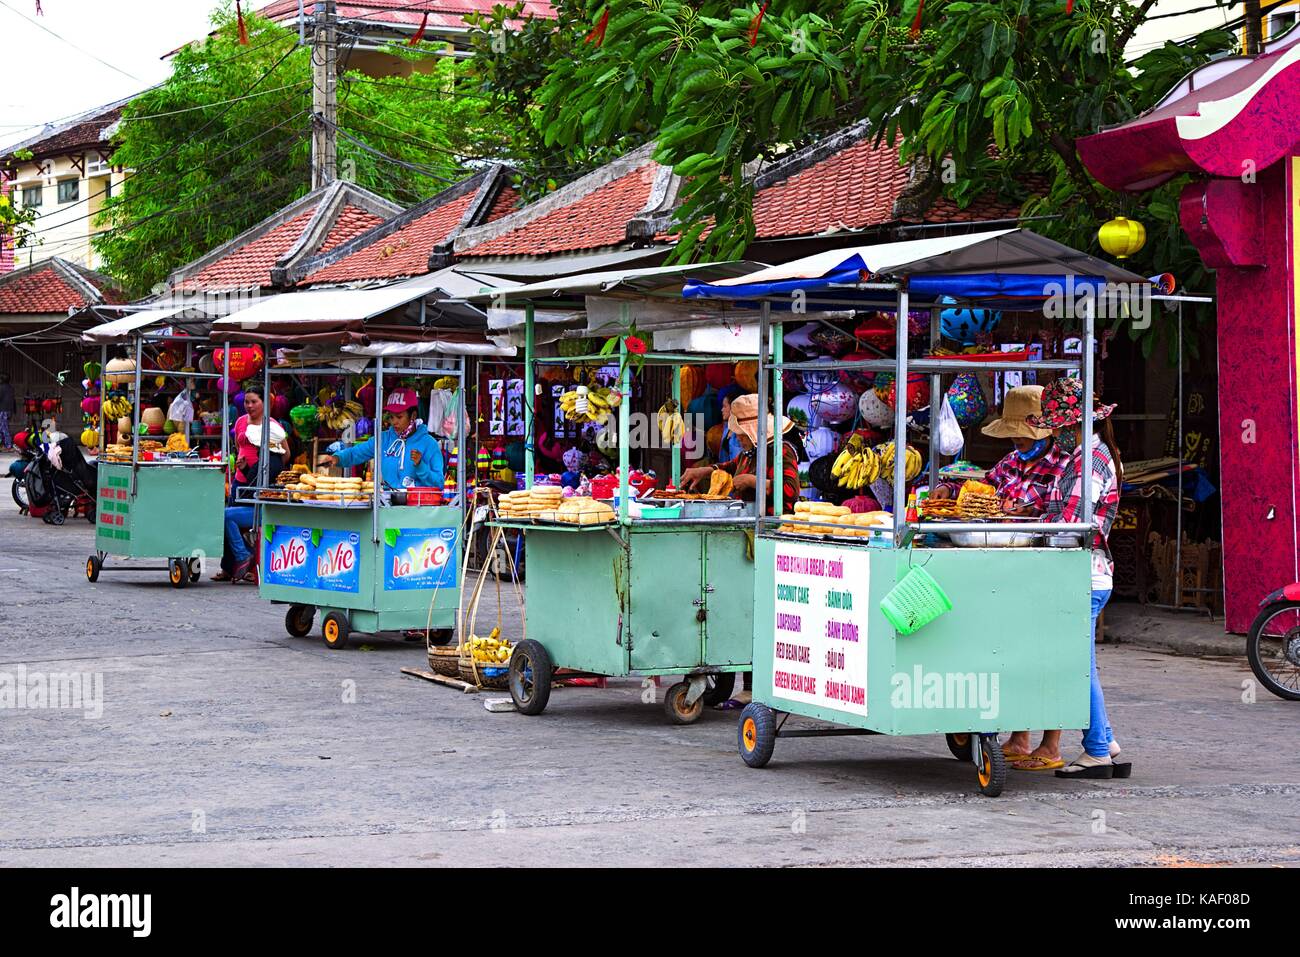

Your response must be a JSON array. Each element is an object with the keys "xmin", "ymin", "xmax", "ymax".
[{"xmin": 11, "ymin": 152, "xmax": 127, "ymax": 272}]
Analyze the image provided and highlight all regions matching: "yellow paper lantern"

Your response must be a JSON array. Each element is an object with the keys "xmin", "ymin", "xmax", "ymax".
[{"xmin": 1098, "ymin": 216, "xmax": 1146, "ymax": 259}]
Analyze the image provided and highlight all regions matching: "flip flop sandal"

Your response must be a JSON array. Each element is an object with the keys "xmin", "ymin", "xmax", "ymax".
[
  {"xmin": 715, "ymin": 698, "xmax": 745, "ymax": 711},
  {"xmin": 1110, "ymin": 755, "xmax": 1133, "ymax": 779},
  {"xmin": 1054, "ymin": 759, "xmax": 1114, "ymax": 779},
  {"xmin": 1009, "ymin": 755, "xmax": 1065, "ymax": 771},
  {"xmin": 1002, "ymin": 749, "xmax": 1032, "ymax": 761}
]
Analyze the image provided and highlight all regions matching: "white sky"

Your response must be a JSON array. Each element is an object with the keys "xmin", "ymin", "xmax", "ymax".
[{"xmin": 0, "ymin": 0, "xmax": 230, "ymax": 150}]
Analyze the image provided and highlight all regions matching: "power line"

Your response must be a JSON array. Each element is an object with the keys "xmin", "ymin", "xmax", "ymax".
[
  {"xmin": 115, "ymin": 83, "xmax": 307, "ymax": 122},
  {"xmin": 327, "ymin": 121, "xmax": 455, "ymax": 182},
  {"xmin": 0, "ymin": 0, "xmax": 144, "ymax": 82}
]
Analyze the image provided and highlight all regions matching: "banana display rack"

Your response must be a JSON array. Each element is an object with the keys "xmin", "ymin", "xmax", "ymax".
[
  {"xmin": 471, "ymin": 264, "xmax": 766, "ymax": 725},
  {"xmin": 82, "ymin": 314, "xmax": 228, "ymax": 588},
  {"xmin": 681, "ymin": 228, "xmax": 1204, "ymax": 796}
]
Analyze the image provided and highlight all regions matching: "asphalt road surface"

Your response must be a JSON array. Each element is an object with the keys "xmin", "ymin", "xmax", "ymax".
[{"xmin": 1, "ymin": 491, "xmax": 1297, "ymax": 867}]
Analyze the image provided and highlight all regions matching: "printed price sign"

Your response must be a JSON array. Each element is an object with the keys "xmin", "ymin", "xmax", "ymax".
[
  {"xmin": 384, "ymin": 527, "xmax": 458, "ymax": 591},
  {"xmin": 771, "ymin": 541, "xmax": 870, "ymax": 717}
]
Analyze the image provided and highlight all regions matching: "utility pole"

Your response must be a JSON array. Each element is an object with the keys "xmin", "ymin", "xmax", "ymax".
[
  {"xmin": 311, "ymin": 0, "xmax": 337, "ymax": 190},
  {"xmin": 1244, "ymin": 1, "xmax": 1264, "ymax": 56}
]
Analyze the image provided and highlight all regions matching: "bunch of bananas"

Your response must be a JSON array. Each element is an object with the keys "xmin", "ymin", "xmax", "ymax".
[
  {"xmin": 875, "ymin": 441, "xmax": 924, "ymax": 482},
  {"xmin": 831, "ymin": 434, "xmax": 881, "ymax": 489},
  {"xmin": 461, "ymin": 628, "xmax": 512, "ymax": 665},
  {"xmin": 657, "ymin": 398, "xmax": 686, "ymax": 446},
  {"xmin": 102, "ymin": 395, "xmax": 132, "ymax": 420},
  {"xmin": 319, "ymin": 396, "xmax": 363, "ymax": 431},
  {"xmin": 559, "ymin": 385, "xmax": 617, "ymax": 424}
]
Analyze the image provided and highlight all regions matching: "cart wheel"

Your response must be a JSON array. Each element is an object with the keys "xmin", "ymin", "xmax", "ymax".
[
  {"xmin": 945, "ymin": 733, "xmax": 971, "ymax": 761},
  {"xmin": 187, "ymin": 558, "xmax": 202, "ymax": 583},
  {"xmin": 702, "ymin": 671, "xmax": 736, "ymax": 707},
  {"xmin": 738, "ymin": 703, "xmax": 776, "ymax": 768},
  {"xmin": 85, "ymin": 555, "xmax": 101, "ymax": 583},
  {"xmin": 85, "ymin": 506, "xmax": 96, "ymax": 524},
  {"xmin": 285, "ymin": 604, "xmax": 315, "ymax": 638},
  {"xmin": 428, "ymin": 628, "xmax": 455, "ymax": 647},
  {"xmin": 47, "ymin": 506, "xmax": 65, "ymax": 526},
  {"xmin": 976, "ymin": 734, "xmax": 1006, "ymax": 797},
  {"xmin": 322, "ymin": 612, "xmax": 350, "ymax": 650},
  {"xmin": 508, "ymin": 639, "xmax": 552, "ymax": 716},
  {"xmin": 663, "ymin": 681, "xmax": 704, "ymax": 725},
  {"xmin": 167, "ymin": 558, "xmax": 188, "ymax": 588}
]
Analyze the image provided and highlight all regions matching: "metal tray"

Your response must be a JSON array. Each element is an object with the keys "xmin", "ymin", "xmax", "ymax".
[
  {"xmin": 942, "ymin": 530, "xmax": 1040, "ymax": 548},
  {"xmin": 647, "ymin": 498, "xmax": 754, "ymax": 519}
]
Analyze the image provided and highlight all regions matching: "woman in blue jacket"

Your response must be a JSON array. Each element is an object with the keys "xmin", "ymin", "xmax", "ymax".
[{"xmin": 318, "ymin": 387, "xmax": 444, "ymax": 488}]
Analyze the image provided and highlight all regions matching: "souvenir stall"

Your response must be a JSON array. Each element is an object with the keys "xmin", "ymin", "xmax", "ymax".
[
  {"xmin": 209, "ymin": 287, "xmax": 513, "ymax": 649},
  {"xmin": 470, "ymin": 263, "xmax": 772, "ymax": 723},
  {"xmin": 682, "ymin": 229, "xmax": 1180, "ymax": 795},
  {"xmin": 80, "ymin": 308, "xmax": 231, "ymax": 586}
]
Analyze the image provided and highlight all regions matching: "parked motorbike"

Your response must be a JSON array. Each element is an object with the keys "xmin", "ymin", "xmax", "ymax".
[{"xmin": 1247, "ymin": 585, "xmax": 1300, "ymax": 700}]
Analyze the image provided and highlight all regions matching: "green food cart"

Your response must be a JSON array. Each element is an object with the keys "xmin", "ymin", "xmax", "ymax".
[
  {"xmin": 82, "ymin": 309, "xmax": 230, "ymax": 587},
  {"xmin": 472, "ymin": 263, "xmax": 770, "ymax": 723},
  {"xmin": 681, "ymin": 229, "xmax": 1166, "ymax": 795},
  {"xmin": 208, "ymin": 292, "xmax": 509, "ymax": 648}
]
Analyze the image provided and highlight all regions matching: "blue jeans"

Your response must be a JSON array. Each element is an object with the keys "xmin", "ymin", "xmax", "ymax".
[
  {"xmin": 224, "ymin": 506, "xmax": 254, "ymax": 568},
  {"xmin": 1083, "ymin": 588, "xmax": 1115, "ymax": 757}
]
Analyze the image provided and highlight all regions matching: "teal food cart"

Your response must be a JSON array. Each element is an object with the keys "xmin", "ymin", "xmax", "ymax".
[
  {"xmin": 473, "ymin": 263, "xmax": 767, "ymax": 723},
  {"xmin": 82, "ymin": 311, "xmax": 229, "ymax": 587},
  {"xmin": 682, "ymin": 229, "xmax": 1162, "ymax": 794}
]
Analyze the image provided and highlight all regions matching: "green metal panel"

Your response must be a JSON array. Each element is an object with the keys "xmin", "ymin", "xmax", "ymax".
[
  {"xmin": 701, "ymin": 529, "xmax": 755, "ymax": 666},
  {"xmin": 627, "ymin": 528, "xmax": 704, "ymax": 671},
  {"xmin": 257, "ymin": 503, "xmax": 461, "ymax": 632},
  {"xmin": 521, "ymin": 526, "xmax": 628, "ymax": 675},
  {"xmin": 95, "ymin": 462, "xmax": 224, "ymax": 560},
  {"xmin": 752, "ymin": 536, "xmax": 1091, "ymax": 735}
]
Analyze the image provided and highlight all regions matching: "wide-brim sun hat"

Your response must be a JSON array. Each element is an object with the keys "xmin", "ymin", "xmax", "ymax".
[
  {"xmin": 1024, "ymin": 377, "xmax": 1116, "ymax": 431},
  {"xmin": 981, "ymin": 385, "xmax": 1052, "ymax": 440},
  {"xmin": 728, "ymin": 393, "xmax": 792, "ymax": 445}
]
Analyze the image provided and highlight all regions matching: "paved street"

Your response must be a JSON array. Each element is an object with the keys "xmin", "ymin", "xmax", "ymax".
[{"xmin": 1, "ymin": 487, "xmax": 1297, "ymax": 867}]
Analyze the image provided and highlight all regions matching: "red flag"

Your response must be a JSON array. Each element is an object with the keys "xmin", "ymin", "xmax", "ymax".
[
  {"xmin": 409, "ymin": 11, "xmax": 429, "ymax": 45},
  {"xmin": 748, "ymin": 2, "xmax": 769, "ymax": 48},
  {"xmin": 34, "ymin": 0, "xmax": 43, "ymax": 14},
  {"xmin": 585, "ymin": 8, "xmax": 610, "ymax": 46},
  {"xmin": 909, "ymin": 0, "xmax": 925, "ymax": 40},
  {"xmin": 235, "ymin": 0, "xmax": 249, "ymax": 45},
  {"xmin": 1066, "ymin": 0, "xmax": 1076, "ymax": 11}
]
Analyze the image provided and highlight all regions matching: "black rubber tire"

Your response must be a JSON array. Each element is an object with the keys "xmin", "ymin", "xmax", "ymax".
[
  {"xmin": 508, "ymin": 639, "xmax": 552, "ymax": 716},
  {"xmin": 322, "ymin": 611, "xmax": 350, "ymax": 650},
  {"xmin": 85, "ymin": 506, "xmax": 96, "ymax": 524},
  {"xmin": 1247, "ymin": 600, "xmax": 1300, "ymax": 701},
  {"xmin": 976, "ymin": 734, "xmax": 1007, "ymax": 797},
  {"xmin": 167, "ymin": 558, "xmax": 188, "ymax": 588},
  {"xmin": 11, "ymin": 477, "xmax": 28, "ymax": 512},
  {"xmin": 285, "ymin": 604, "xmax": 315, "ymax": 638},
  {"xmin": 85, "ymin": 555, "xmax": 101, "ymax": 583},
  {"xmin": 663, "ymin": 681, "xmax": 704, "ymax": 725},
  {"xmin": 47, "ymin": 505, "xmax": 65, "ymax": 526},
  {"xmin": 187, "ymin": 558, "xmax": 202, "ymax": 583},
  {"xmin": 945, "ymin": 732, "xmax": 971, "ymax": 761},
  {"xmin": 429, "ymin": 628, "xmax": 455, "ymax": 647},
  {"xmin": 738, "ymin": 702, "xmax": 777, "ymax": 768},
  {"xmin": 702, "ymin": 671, "xmax": 736, "ymax": 707}
]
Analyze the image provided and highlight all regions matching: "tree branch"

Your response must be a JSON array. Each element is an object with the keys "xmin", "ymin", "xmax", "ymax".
[{"xmin": 1115, "ymin": 0, "xmax": 1161, "ymax": 54}]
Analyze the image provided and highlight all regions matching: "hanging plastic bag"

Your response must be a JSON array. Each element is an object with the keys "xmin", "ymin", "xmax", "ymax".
[
  {"xmin": 935, "ymin": 395, "xmax": 965, "ymax": 457},
  {"xmin": 168, "ymin": 390, "xmax": 195, "ymax": 424}
]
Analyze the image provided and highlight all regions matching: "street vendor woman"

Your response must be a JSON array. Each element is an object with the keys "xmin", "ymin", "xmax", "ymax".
[
  {"xmin": 679, "ymin": 393, "xmax": 799, "ymax": 516},
  {"xmin": 930, "ymin": 384, "xmax": 1068, "ymax": 516},
  {"xmin": 317, "ymin": 386, "xmax": 444, "ymax": 489}
]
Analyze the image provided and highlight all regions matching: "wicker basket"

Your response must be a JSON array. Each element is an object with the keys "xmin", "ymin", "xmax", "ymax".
[
  {"xmin": 427, "ymin": 645, "xmax": 461, "ymax": 678},
  {"xmin": 459, "ymin": 659, "xmax": 511, "ymax": 690}
]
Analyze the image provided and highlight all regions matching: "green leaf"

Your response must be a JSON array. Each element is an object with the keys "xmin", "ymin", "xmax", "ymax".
[{"xmin": 384, "ymin": 528, "xmax": 398, "ymax": 549}]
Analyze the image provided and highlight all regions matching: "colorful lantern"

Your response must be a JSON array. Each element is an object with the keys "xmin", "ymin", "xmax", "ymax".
[
  {"xmin": 104, "ymin": 357, "xmax": 136, "ymax": 386},
  {"xmin": 1098, "ymin": 216, "xmax": 1146, "ymax": 259},
  {"xmin": 734, "ymin": 360, "xmax": 758, "ymax": 392},
  {"xmin": 858, "ymin": 389, "xmax": 894, "ymax": 429},
  {"xmin": 785, "ymin": 393, "xmax": 823, "ymax": 430},
  {"xmin": 808, "ymin": 384, "xmax": 858, "ymax": 425},
  {"xmin": 288, "ymin": 404, "xmax": 319, "ymax": 441},
  {"xmin": 804, "ymin": 427, "xmax": 841, "ymax": 461},
  {"xmin": 945, "ymin": 374, "xmax": 988, "ymax": 428},
  {"xmin": 476, "ymin": 448, "xmax": 491, "ymax": 474},
  {"xmin": 939, "ymin": 296, "xmax": 1002, "ymax": 345},
  {"xmin": 213, "ymin": 346, "xmax": 264, "ymax": 383},
  {"xmin": 887, "ymin": 373, "xmax": 930, "ymax": 413}
]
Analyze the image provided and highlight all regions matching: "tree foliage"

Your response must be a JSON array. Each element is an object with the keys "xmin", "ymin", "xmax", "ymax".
[
  {"xmin": 0, "ymin": 149, "xmax": 36, "ymax": 249},
  {"xmin": 94, "ymin": 6, "xmax": 512, "ymax": 296}
]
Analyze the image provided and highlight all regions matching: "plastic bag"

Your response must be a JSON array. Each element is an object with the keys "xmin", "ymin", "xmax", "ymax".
[
  {"xmin": 168, "ymin": 390, "xmax": 195, "ymax": 424},
  {"xmin": 935, "ymin": 395, "xmax": 965, "ymax": 457}
]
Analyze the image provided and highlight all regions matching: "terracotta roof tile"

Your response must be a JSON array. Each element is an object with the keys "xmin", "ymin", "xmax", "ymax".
[
  {"xmin": 459, "ymin": 167, "xmax": 655, "ymax": 257},
  {"xmin": 0, "ymin": 260, "xmax": 120, "ymax": 313},
  {"xmin": 485, "ymin": 185, "xmax": 520, "ymax": 222},
  {"xmin": 303, "ymin": 193, "xmax": 476, "ymax": 285},
  {"xmin": 257, "ymin": 0, "xmax": 554, "ymax": 33},
  {"xmin": 318, "ymin": 205, "xmax": 387, "ymax": 253}
]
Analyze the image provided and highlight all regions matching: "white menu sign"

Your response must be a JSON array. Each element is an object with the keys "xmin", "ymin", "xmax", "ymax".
[{"xmin": 772, "ymin": 541, "xmax": 870, "ymax": 717}]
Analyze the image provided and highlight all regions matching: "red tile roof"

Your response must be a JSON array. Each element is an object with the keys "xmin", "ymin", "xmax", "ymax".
[
  {"xmin": 180, "ymin": 203, "xmax": 383, "ymax": 290},
  {"xmin": 303, "ymin": 192, "xmax": 476, "ymax": 284},
  {"xmin": 485, "ymin": 185, "xmax": 520, "ymax": 223},
  {"xmin": 0, "ymin": 259, "xmax": 123, "ymax": 314},
  {"xmin": 257, "ymin": 0, "xmax": 554, "ymax": 33},
  {"xmin": 1, "ymin": 100, "xmax": 124, "ymax": 165},
  {"xmin": 459, "ymin": 166, "xmax": 655, "ymax": 257}
]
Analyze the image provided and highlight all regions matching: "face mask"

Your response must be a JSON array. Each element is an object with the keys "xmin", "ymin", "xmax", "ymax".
[
  {"xmin": 1014, "ymin": 438, "xmax": 1048, "ymax": 462},
  {"xmin": 1056, "ymin": 429, "xmax": 1080, "ymax": 454}
]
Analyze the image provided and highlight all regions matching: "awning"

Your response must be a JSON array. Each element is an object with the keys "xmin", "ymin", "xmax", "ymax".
[
  {"xmin": 681, "ymin": 229, "xmax": 1151, "ymax": 309},
  {"xmin": 456, "ymin": 245, "xmax": 671, "ymax": 281},
  {"xmin": 82, "ymin": 304, "xmax": 211, "ymax": 343}
]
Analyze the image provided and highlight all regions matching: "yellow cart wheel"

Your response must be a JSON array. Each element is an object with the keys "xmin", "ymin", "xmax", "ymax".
[
  {"xmin": 663, "ymin": 680, "xmax": 704, "ymax": 725},
  {"xmin": 945, "ymin": 733, "xmax": 971, "ymax": 761},
  {"xmin": 737, "ymin": 702, "xmax": 776, "ymax": 768},
  {"xmin": 976, "ymin": 734, "xmax": 1006, "ymax": 797},
  {"xmin": 321, "ymin": 611, "xmax": 350, "ymax": 650},
  {"xmin": 167, "ymin": 558, "xmax": 188, "ymax": 588}
]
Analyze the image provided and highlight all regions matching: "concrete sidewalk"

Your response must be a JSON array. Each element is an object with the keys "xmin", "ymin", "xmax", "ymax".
[{"xmin": 1102, "ymin": 599, "xmax": 1245, "ymax": 658}]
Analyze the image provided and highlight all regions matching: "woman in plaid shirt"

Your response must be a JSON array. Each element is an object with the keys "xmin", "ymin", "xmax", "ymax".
[{"xmin": 1027, "ymin": 377, "xmax": 1131, "ymax": 780}]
